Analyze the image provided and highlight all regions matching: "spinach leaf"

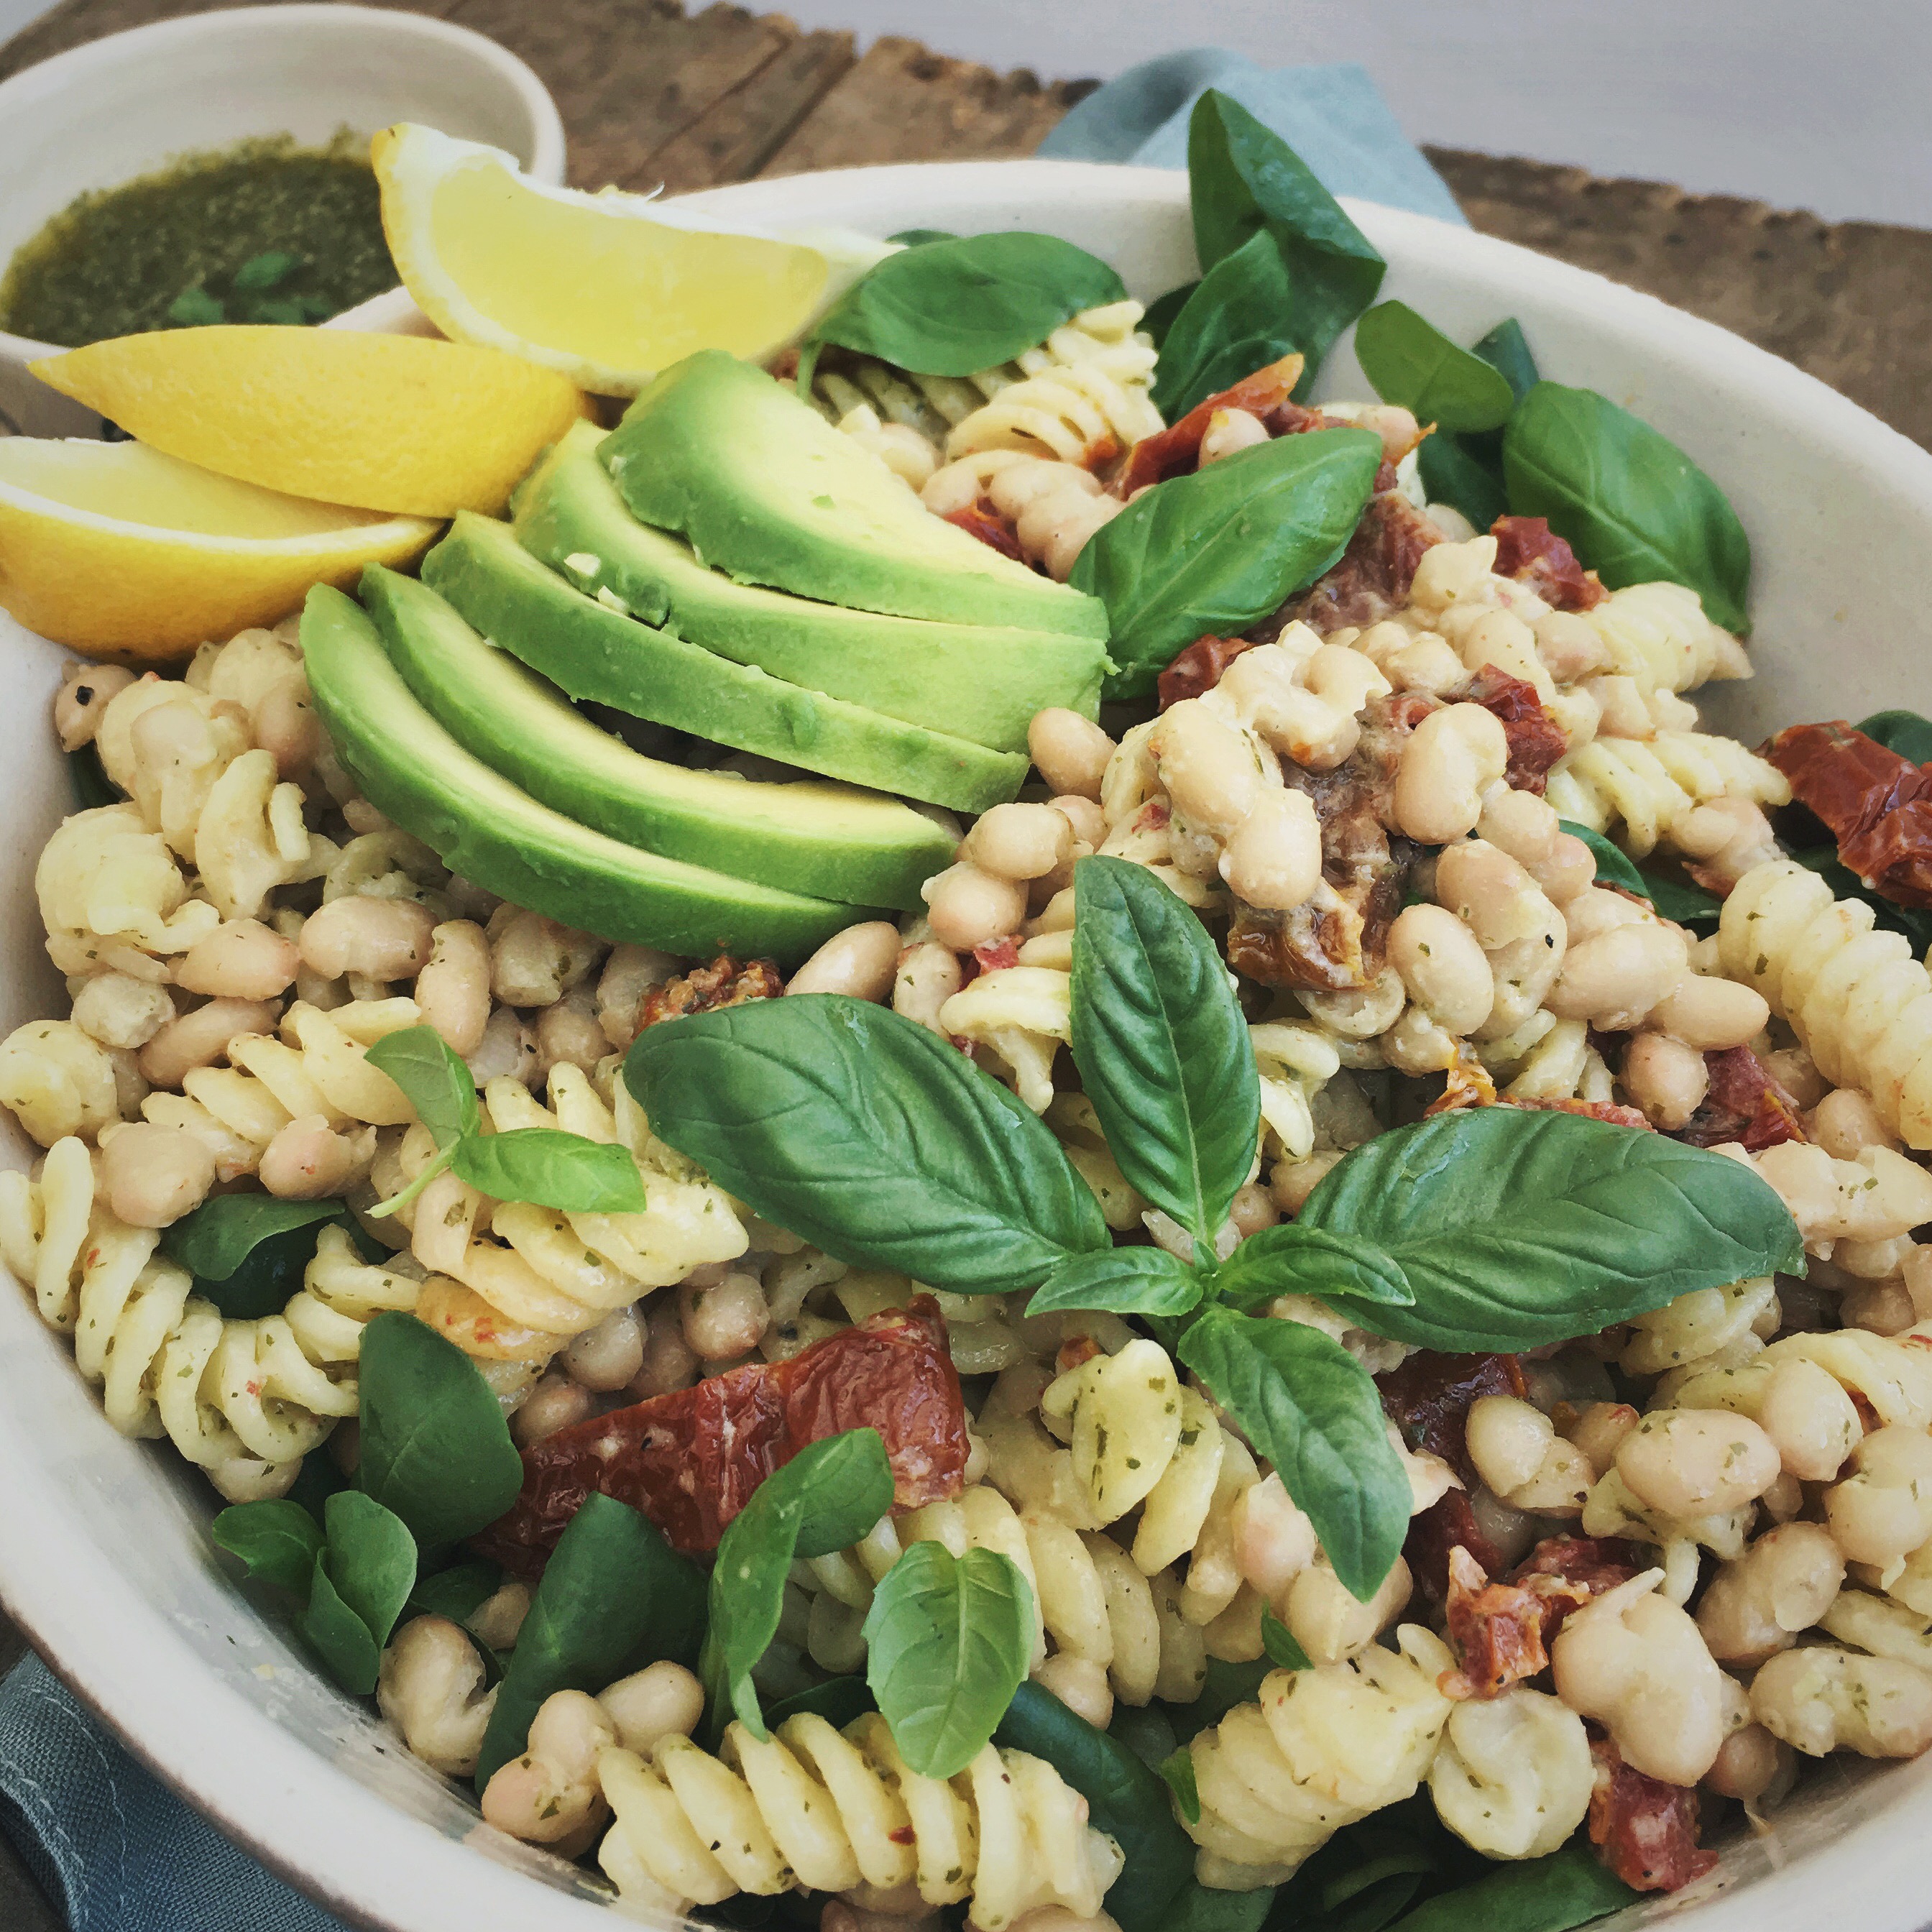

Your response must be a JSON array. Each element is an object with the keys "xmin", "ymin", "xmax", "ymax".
[
  {"xmin": 1381, "ymin": 1840, "xmax": 1634, "ymax": 1932},
  {"xmin": 1141, "ymin": 282, "xmax": 1200, "ymax": 351},
  {"xmin": 806, "ymin": 231, "xmax": 1126, "ymax": 378},
  {"xmin": 68, "ymin": 743, "xmax": 120, "ymax": 811},
  {"xmin": 1108, "ymin": 1701, "xmax": 1177, "ymax": 1770},
  {"xmin": 1559, "ymin": 822, "xmax": 1719, "ymax": 932},
  {"xmin": 1415, "ymin": 433, "xmax": 1506, "ymax": 533},
  {"xmin": 1177, "ymin": 1309, "xmax": 1409, "ymax": 1601},
  {"xmin": 1503, "ymin": 381, "xmax": 1752, "ymax": 634},
  {"xmin": 764, "ymin": 1676, "xmax": 876, "ymax": 1728},
  {"xmin": 450, "ymin": 1128, "xmax": 648, "ymax": 1214},
  {"xmin": 1211, "ymin": 1225, "xmax": 1414, "ymax": 1311},
  {"xmin": 288, "ymin": 1452, "xmax": 349, "ymax": 1519},
  {"xmin": 995, "ymin": 1680, "xmax": 1195, "ymax": 1932},
  {"xmin": 886, "ymin": 228, "xmax": 957, "ymax": 248},
  {"xmin": 702, "ymin": 1430, "xmax": 896, "ymax": 1741},
  {"xmin": 1159, "ymin": 1744, "xmax": 1200, "ymax": 1823},
  {"xmin": 1072, "ymin": 856, "xmax": 1260, "ymax": 1248},
  {"xmin": 1473, "ymin": 319, "xmax": 1540, "ymax": 405},
  {"xmin": 364, "ymin": 1025, "xmax": 477, "ymax": 1147},
  {"xmin": 862, "ymin": 1542, "xmax": 1034, "ymax": 1777},
  {"xmin": 477, "ymin": 1491, "xmax": 704, "ymax": 1786},
  {"xmin": 1173, "ymin": 1657, "xmax": 1270, "ymax": 1742},
  {"xmin": 1026, "ymin": 1245, "xmax": 1204, "ymax": 1319},
  {"xmin": 1859, "ymin": 707, "xmax": 1932, "ymax": 766},
  {"xmin": 1793, "ymin": 846, "xmax": 1932, "ymax": 956},
  {"xmin": 159, "ymin": 1196, "xmax": 346, "ymax": 1320},
  {"xmin": 1296, "ymin": 1108, "xmax": 1806, "ymax": 1352},
  {"xmin": 1073, "ymin": 427, "xmax": 1382, "ymax": 702},
  {"xmin": 304, "ymin": 1552, "xmax": 382, "ymax": 1696},
  {"xmin": 1169, "ymin": 1884, "xmax": 1274, "ymax": 1932},
  {"xmin": 211, "ymin": 1498, "xmax": 324, "ymax": 1596},
  {"xmin": 1187, "ymin": 90, "xmax": 1385, "ymax": 389},
  {"xmin": 355, "ymin": 1312, "xmax": 525, "ymax": 1552},
  {"xmin": 1151, "ymin": 233, "xmax": 1297, "ymax": 422},
  {"xmin": 323, "ymin": 1491, "xmax": 415, "ymax": 1650},
  {"xmin": 1353, "ymin": 302, "xmax": 1514, "ymax": 433},
  {"xmin": 1260, "ymin": 1605, "xmax": 1314, "ymax": 1670},
  {"xmin": 627, "ymin": 995, "xmax": 1108, "ymax": 1296},
  {"xmin": 409, "ymin": 1559, "xmax": 503, "ymax": 1627}
]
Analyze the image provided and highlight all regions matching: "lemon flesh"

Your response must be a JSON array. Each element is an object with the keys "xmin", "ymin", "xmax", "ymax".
[
  {"xmin": 374, "ymin": 124, "xmax": 894, "ymax": 394},
  {"xmin": 0, "ymin": 438, "xmax": 436, "ymax": 661}
]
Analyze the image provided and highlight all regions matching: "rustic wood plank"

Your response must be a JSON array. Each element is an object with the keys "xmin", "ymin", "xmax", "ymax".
[{"xmin": 758, "ymin": 34, "xmax": 1087, "ymax": 175}]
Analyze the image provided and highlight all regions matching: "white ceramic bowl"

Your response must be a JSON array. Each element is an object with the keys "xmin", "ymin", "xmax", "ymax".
[
  {"xmin": 2, "ymin": 158, "xmax": 1931, "ymax": 1932},
  {"xmin": 0, "ymin": 3, "xmax": 565, "ymax": 438}
]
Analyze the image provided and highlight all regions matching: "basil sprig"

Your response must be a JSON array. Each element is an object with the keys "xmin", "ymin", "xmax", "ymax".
[
  {"xmin": 363, "ymin": 1024, "xmax": 646, "ymax": 1218},
  {"xmin": 1150, "ymin": 231, "xmax": 1297, "ymax": 423},
  {"xmin": 1560, "ymin": 820, "xmax": 1719, "ymax": 932},
  {"xmin": 1212, "ymin": 1223, "xmax": 1414, "ymax": 1312},
  {"xmin": 1409, "ymin": 317, "xmax": 1539, "ymax": 530},
  {"xmin": 1353, "ymin": 300, "xmax": 1515, "ymax": 434},
  {"xmin": 160, "ymin": 1195, "xmax": 355, "ymax": 1319},
  {"xmin": 1072, "ymin": 427, "xmax": 1382, "ymax": 701}
]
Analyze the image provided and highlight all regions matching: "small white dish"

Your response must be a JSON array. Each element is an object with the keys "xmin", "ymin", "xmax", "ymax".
[{"xmin": 0, "ymin": 3, "xmax": 565, "ymax": 438}]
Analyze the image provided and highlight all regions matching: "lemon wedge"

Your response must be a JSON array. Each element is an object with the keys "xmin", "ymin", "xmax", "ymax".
[
  {"xmin": 31, "ymin": 326, "xmax": 585, "ymax": 518},
  {"xmin": 0, "ymin": 438, "xmax": 438, "ymax": 661},
  {"xmin": 372, "ymin": 123, "xmax": 896, "ymax": 395}
]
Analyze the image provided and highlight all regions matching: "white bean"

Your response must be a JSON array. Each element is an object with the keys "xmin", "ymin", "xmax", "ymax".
[
  {"xmin": 1696, "ymin": 1522, "xmax": 1844, "ymax": 1665},
  {"xmin": 1622, "ymin": 1031, "xmax": 1709, "ymax": 1131},
  {"xmin": 98, "ymin": 1121, "xmax": 214, "ymax": 1227},
  {"xmin": 1218, "ymin": 789, "xmax": 1322, "ymax": 911},
  {"xmin": 1647, "ymin": 972, "xmax": 1770, "ymax": 1052},
  {"xmin": 175, "ymin": 920, "xmax": 300, "ymax": 1001},
  {"xmin": 1823, "ymin": 1425, "xmax": 1932, "ymax": 1566},
  {"xmin": 298, "ymin": 896, "xmax": 437, "ymax": 984},
  {"xmin": 1028, "ymin": 709, "xmax": 1115, "ymax": 801},
  {"xmin": 892, "ymin": 939, "xmax": 964, "ymax": 1034},
  {"xmin": 788, "ymin": 922, "xmax": 905, "ymax": 1002},
  {"xmin": 921, "ymin": 862, "xmax": 1029, "ymax": 952},
  {"xmin": 1615, "ymin": 1407, "xmax": 1780, "ymax": 1518},
  {"xmin": 1392, "ymin": 704, "xmax": 1509, "ymax": 845},
  {"xmin": 561, "ymin": 1307, "xmax": 645, "ymax": 1392},
  {"xmin": 378, "ymin": 1615, "xmax": 494, "ymax": 1777},
  {"xmin": 138, "ymin": 998, "xmax": 279, "ymax": 1088},
  {"xmin": 414, "ymin": 920, "xmax": 491, "ymax": 1056},
  {"xmin": 1387, "ymin": 903, "xmax": 1494, "ymax": 1034}
]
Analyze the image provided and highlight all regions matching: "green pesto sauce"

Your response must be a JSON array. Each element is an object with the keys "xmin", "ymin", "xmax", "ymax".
[{"xmin": 0, "ymin": 132, "xmax": 396, "ymax": 347}]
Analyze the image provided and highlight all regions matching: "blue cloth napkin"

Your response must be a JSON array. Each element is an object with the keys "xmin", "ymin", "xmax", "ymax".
[{"xmin": 0, "ymin": 50, "xmax": 1452, "ymax": 1932}]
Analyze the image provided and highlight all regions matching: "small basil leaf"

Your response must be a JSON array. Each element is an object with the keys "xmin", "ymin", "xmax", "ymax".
[
  {"xmin": 211, "ymin": 1498, "xmax": 324, "ymax": 1596},
  {"xmin": 408, "ymin": 1559, "xmax": 504, "ymax": 1627},
  {"xmin": 1557, "ymin": 820, "xmax": 1647, "ymax": 898},
  {"xmin": 1072, "ymin": 856, "xmax": 1260, "ymax": 1247},
  {"xmin": 449, "ymin": 1129, "xmax": 648, "ymax": 1214},
  {"xmin": 1073, "ymin": 427, "xmax": 1382, "ymax": 702},
  {"xmin": 476, "ymin": 1491, "xmax": 705, "ymax": 1786},
  {"xmin": 1150, "ymin": 232, "xmax": 1296, "ymax": 423},
  {"xmin": 1260, "ymin": 1605, "xmax": 1314, "ymax": 1671},
  {"xmin": 363, "ymin": 1024, "xmax": 478, "ymax": 1149},
  {"xmin": 1179, "ymin": 1308, "xmax": 1409, "ymax": 1601},
  {"xmin": 323, "ymin": 1491, "xmax": 416, "ymax": 1650},
  {"xmin": 1212, "ymin": 1224, "xmax": 1414, "ymax": 1311},
  {"xmin": 862, "ymin": 1542, "xmax": 1034, "ymax": 1777},
  {"xmin": 1296, "ymin": 1108, "xmax": 1806, "ymax": 1352},
  {"xmin": 1026, "ymin": 1246, "xmax": 1205, "ymax": 1319},
  {"xmin": 234, "ymin": 249, "xmax": 297, "ymax": 290},
  {"xmin": 627, "ymin": 995, "xmax": 1108, "ymax": 1296},
  {"xmin": 807, "ymin": 231, "xmax": 1126, "ymax": 378},
  {"xmin": 763, "ymin": 1676, "xmax": 876, "ymax": 1729},
  {"xmin": 701, "ymin": 1430, "xmax": 896, "ymax": 1742},
  {"xmin": 1187, "ymin": 89, "xmax": 1385, "ymax": 388},
  {"xmin": 68, "ymin": 742, "xmax": 121, "ymax": 810},
  {"xmin": 1472, "ymin": 318, "xmax": 1540, "ymax": 405},
  {"xmin": 1382, "ymin": 1839, "xmax": 1635, "ymax": 1932},
  {"xmin": 995, "ymin": 1680, "xmax": 1195, "ymax": 1932},
  {"xmin": 1415, "ymin": 432, "xmax": 1507, "ymax": 533},
  {"xmin": 1503, "ymin": 381, "xmax": 1751, "ymax": 635},
  {"xmin": 355, "ymin": 1312, "xmax": 525, "ymax": 1552},
  {"xmin": 1159, "ymin": 1744, "xmax": 1201, "ymax": 1825},
  {"xmin": 304, "ymin": 1551, "xmax": 382, "ymax": 1696},
  {"xmin": 1141, "ymin": 281, "xmax": 1200, "ymax": 351},
  {"xmin": 159, "ymin": 1195, "xmax": 346, "ymax": 1319},
  {"xmin": 1353, "ymin": 301, "xmax": 1515, "ymax": 434},
  {"xmin": 1857, "ymin": 708, "xmax": 1932, "ymax": 766},
  {"xmin": 1559, "ymin": 821, "xmax": 1719, "ymax": 932}
]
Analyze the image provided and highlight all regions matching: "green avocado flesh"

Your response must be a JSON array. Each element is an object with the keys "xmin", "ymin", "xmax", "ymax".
[
  {"xmin": 359, "ymin": 565, "xmax": 954, "ymax": 911},
  {"xmin": 421, "ymin": 512, "xmax": 1028, "ymax": 813},
  {"xmin": 300, "ymin": 585, "xmax": 868, "ymax": 962},
  {"xmin": 515, "ymin": 422, "xmax": 1105, "ymax": 754},
  {"xmin": 600, "ymin": 349, "xmax": 1108, "ymax": 639}
]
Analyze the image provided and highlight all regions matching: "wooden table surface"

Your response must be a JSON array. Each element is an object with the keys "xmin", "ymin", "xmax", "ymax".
[{"xmin": 0, "ymin": 1, "xmax": 1928, "ymax": 1925}]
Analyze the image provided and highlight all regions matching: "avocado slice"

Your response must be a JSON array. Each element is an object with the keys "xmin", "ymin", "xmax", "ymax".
[
  {"xmin": 300, "ymin": 584, "xmax": 867, "ymax": 963},
  {"xmin": 359, "ymin": 565, "xmax": 954, "ymax": 912},
  {"xmin": 421, "ymin": 512, "xmax": 1028, "ymax": 814},
  {"xmin": 515, "ymin": 422, "xmax": 1105, "ymax": 754},
  {"xmin": 600, "ymin": 350, "xmax": 1108, "ymax": 638}
]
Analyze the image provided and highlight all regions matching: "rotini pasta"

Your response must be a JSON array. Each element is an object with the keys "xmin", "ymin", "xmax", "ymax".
[
  {"xmin": 938, "ymin": 965, "xmax": 1071, "ymax": 1115},
  {"xmin": 1545, "ymin": 731, "xmax": 1790, "ymax": 857},
  {"xmin": 1585, "ymin": 580, "xmax": 1750, "ymax": 699}
]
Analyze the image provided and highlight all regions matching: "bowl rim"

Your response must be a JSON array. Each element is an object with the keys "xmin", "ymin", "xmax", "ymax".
[
  {"xmin": 0, "ymin": 1, "xmax": 567, "ymax": 367},
  {"xmin": 4, "ymin": 154, "xmax": 1932, "ymax": 1932}
]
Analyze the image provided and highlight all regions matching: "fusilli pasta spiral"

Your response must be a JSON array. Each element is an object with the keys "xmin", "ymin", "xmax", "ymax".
[
  {"xmin": 1585, "ymin": 581, "xmax": 1749, "ymax": 699},
  {"xmin": 1545, "ymin": 732, "xmax": 1790, "ymax": 857}
]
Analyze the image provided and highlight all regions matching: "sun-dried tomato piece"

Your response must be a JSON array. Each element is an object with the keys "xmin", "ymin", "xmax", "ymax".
[
  {"xmin": 1440, "ymin": 1546, "xmax": 1591, "ymax": 1699},
  {"xmin": 1115, "ymin": 353, "xmax": 1307, "ymax": 496},
  {"xmin": 1674, "ymin": 1043, "xmax": 1806, "ymax": 1151},
  {"xmin": 1513, "ymin": 1535, "xmax": 1647, "ymax": 1604},
  {"xmin": 1504, "ymin": 1096, "xmax": 1653, "ymax": 1132},
  {"xmin": 1490, "ymin": 515, "xmax": 1605, "ymax": 612},
  {"xmin": 1425, "ymin": 1051, "xmax": 1499, "ymax": 1117},
  {"xmin": 473, "ymin": 1299, "xmax": 968, "ymax": 1572},
  {"xmin": 1267, "ymin": 491, "xmax": 1443, "ymax": 638},
  {"xmin": 971, "ymin": 937, "xmax": 1021, "ymax": 975},
  {"xmin": 942, "ymin": 500, "xmax": 1028, "ymax": 564},
  {"xmin": 1587, "ymin": 1735, "xmax": 1717, "ymax": 1893},
  {"xmin": 1157, "ymin": 634, "xmax": 1261, "ymax": 710},
  {"xmin": 1463, "ymin": 665, "xmax": 1568, "ymax": 796},
  {"xmin": 640, "ymin": 954, "xmax": 783, "ymax": 1029},
  {"xmin": 1403, "ymin": 1489, "xmax": 1500, "ymax": 1611},
  {"xmin": 1379, "ymin": 1350, "xmax": 1527, "ymax": 1481},
  {"xmin": 1766, "ymin": 722, "xmax": 1932, "ymax": 909}
]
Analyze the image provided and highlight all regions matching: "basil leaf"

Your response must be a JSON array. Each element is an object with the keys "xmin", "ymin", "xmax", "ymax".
[
  {"xmin": 994, "ymin": 1680, "xmax": 1195, "ymax": 1932},
  {"xmin": 1159, "ymin": 1744, "xmax": 1200, "ymax": 1824},
  {"xmin": 1793, "ymin": 845, "xmax": 1932, "ymax": 956},
  {"xmin": 1383, "ymin": 1840, "xmax": 1634, "ymax": 1932},
  {"xmin": 1557, "ymin": 820, "xmax": 1647, "ymax": 898},
  {"xmin": 1297, "ymin": 1108, "xmax": 1806, "ymax": 1352},
  {"xmin": 1212, "ymin": 1225, "xmax": 1414, "ymax": 1312},
  {"xmin": 1858, "ymin": 708, "xmax": 1932, "ymax": 766},
  {"xmin": 1555, "ymin": 820, "xmax": 1718, "ymax": 930},
  {"xmin": 701, "ymin": 1430, "xmax": 896, "ymax": 1742},
  {"xmin": 1261, "ymin": 1604, "xmax": 1314, "ymax": 1670},
  {"xmin": 1178, "ymin": 1308, "xmax": 1409, "ymax": 1601},
  {"xmin": 862, "ymin": 1542, "xmax": 1034, "ymax": 1777},
  {"xmin": 1187, "ymin": 90, "xmax": 1385, "ymax": 387},
  {"xmin": 1071, "ymin": 857, "xmax": 1259, "ymax": 1247},
  {"xmin": 211, "ymin": 1498, "xmax": 324, "ymax": 1596},
  {"xmin": 1503, "ymin": 381, "xmax": 1751, "ymax": 634},
  {"xmin": 1354, "ymin": 302, "xmax": 1514, "ymax": 434},
  {"xmin": 477, "ymin": 1491, "xmax": 704, "ymax": 1786},
  {"xmin": 363, "ymin": 1024, "xmax": 478, "ymax": 1148},
  {"xmin": 1026, "ymin": 1246, "xmax": 1204, "ymax": 1319},
  {"xmin": 288, "ymin": 1452, "xmax": 349, "ymax": 1519},
  {"xmin": 323, "ymin": 1491, "xmax": 416, "ymax": 1650},
  {"xmin": 627, "ymin": 995, "xmax": 1108, "ymax": 1296},
  {"xmin": 807, "ymin": 231, "xmax": 1126, "ymax": 378},
  {"xmin": 885, "ymin": 228, "xmax": 956, "ymax": 248},
  {"xmin": 764, "ymin": 1676, "xmax": 876, "ymax": 1729},
  {"xmin": 304, "ymin": 1551, "xmax": 382, "ymax": 1696},
  {"xmin": 450, "ymin": 1128, "xmax": 648, "ymax": 1214},
  {"xmin": 1074, "ymin": 427, "xmax": 1382, "ymax": 702},
  {"xmin": 159, "ymin": 1195, "xmax": 346, "ymax": 1319},
  {"xmin": 408, "ymin": 1559, "xmax": 503, "ymax": 1627},
  {"xmin": 167, "ymin": 285, "xmax": 224, "ymax": 326},
  {"xmin": 1141, "ymin": 281, "xmax": 1200, "ymax": 351},
  {"xmin": 1168, "ymin": 1885, "xmax": 1275, "ymax": 1932},
  {"xmin": 1415, "ymin": 432, "xmax": 1506, "ymax": 533},
  {"xmin": 68, "ymin": 743, "xmax": 120, "ymax": 810},
  {"xmin": 355, "ymin": 1312, "xmax": 525, "ymax": 1552},
  {"xmin": 1151, "ymin": 232, "xmax": 1297, "ymax": 423},
  {"xmin": 1473, "ymin": 319, "xmax": 1540, "ymax": 406},
  {"xmin": 233, "ymin": 249, "xmax": 296, "ymax": 290}
]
